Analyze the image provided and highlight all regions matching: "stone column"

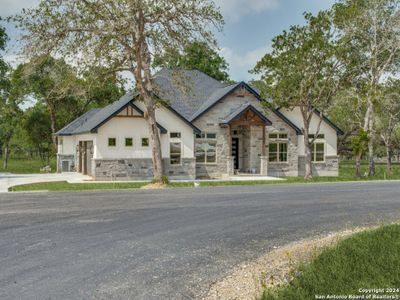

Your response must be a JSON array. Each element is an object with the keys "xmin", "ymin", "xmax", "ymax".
[
  {"xmin": 227, "ymin": 156, "xmax": 234, "ymax": 176},
  {"xmin": 260, "ymin": 156, "xmax": 268, "ymax": 175}
]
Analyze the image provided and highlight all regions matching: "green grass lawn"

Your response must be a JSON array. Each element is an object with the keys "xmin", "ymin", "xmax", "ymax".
[
  {"xmin": 8, "ymin": 160, "xmax": 400, "ymax": 192},
  {"xmin": 0, "ymin": 157, "xmax": 56, "ymax": 174},
  {"xmin": 261, "ymin": 224, "xmax": 400, "ymax": 300},
  {"xmin": 9, "ymin": 181, "xmax": 195, "ymax": 192}
]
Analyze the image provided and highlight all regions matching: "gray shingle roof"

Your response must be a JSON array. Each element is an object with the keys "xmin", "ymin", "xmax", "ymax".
[
  {"xmin": 153, "ymin": 68, "xmax": 229, "ymax": 120},
  {"xmin": 189, "ymin": 83, "xmax": 241, "ymax": 121},
  {"xmin": 56, "ymin": 108, "xmax": 102, "ymax": 136},
  {"xmin": 55, "ymin": 91, "xmax": 138, "ymax": 135},
  {"xmin": 57, "ymin": 69, "xmax": 327, "ymax": 137}
]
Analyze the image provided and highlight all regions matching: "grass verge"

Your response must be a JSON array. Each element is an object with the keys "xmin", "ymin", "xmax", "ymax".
[
  {"xmin": 0, "ymin": 158, "xmax": 56, "ymax": 174},
  {"xmin": 261, "ymin": 224, "xmax": 400, "ymax": 300},
  {"xmin": 9, "ymin": 181, "xmax": 195, "ymax": 192}
]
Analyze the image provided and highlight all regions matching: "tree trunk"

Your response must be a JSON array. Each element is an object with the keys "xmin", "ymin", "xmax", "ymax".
[
  {"xmin": 367, "ymin": 136, "xmax": 375, "ymax": 176},
  {"xmin": 3, "ymin": 138, "xmax": 10, "ymax": 170},
  {"xmin": 355, "ymin": 154, "xmax": 362, "ymax": 178},
  {"xmin": 386, "ymin": 144, "xmax": 392, "ymax": 176},
  {"xmin": 303, "ymin": 131, "xmax": 313, "ymax": 180},
  {"xmin": 46, "ymin": 100, "xmax": 58, "ymax": 147},
  {"xmin": 144, "ymin": 104, "xmax": 163, "ymax": 182},
  {"xmin": 0, "ymin": 139, "xmax": 2, "ymax": 159},
  {"xmin": 133, "ymin": 10, "xmax": 164, "ymax": 183},
  {"xmin": 364, "ymin": 93, "xmax": 375, "ymax": 177}
]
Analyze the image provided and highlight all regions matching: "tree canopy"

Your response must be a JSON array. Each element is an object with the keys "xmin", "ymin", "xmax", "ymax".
[
  {"xmin": 253, "ymin": 11, "xmax": 349, "ymax": 179},
  {"xmin": 154, "ymin": 41, "xmax": 230, "ymax": 82},
  {"xmin": 11, "ymin": 0, "xmax": 224, "ymax": 181},
  {"xmin": 333, "ymin": 0, "xmax": 400, "ymax": 175}
]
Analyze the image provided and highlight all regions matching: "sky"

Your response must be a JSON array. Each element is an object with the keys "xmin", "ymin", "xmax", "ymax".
[{"xmin": 0, "ymin": 0, "xmax": 336, "ymax": 82}]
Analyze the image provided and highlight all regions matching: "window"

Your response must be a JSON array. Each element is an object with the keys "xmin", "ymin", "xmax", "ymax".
[
  {"xmin": 195, "ymin": 132, "xmax": 217, "ymax": 164},
  {"xmin": 195, "ymin": 132, "xmax": 217, "ymax": 139},
  {"xmin": 309, "ymin": 134, "xmax": 325, "ymax": 139},
  {"xmin": 269, "ymin": 133, "xmax": 288, "ymax": 139},
  {"xmin": 269, "ymin": 133, "xmax": 288, "ymax": 162},
  {"xmin": 170, "ymin": 142, "xmax": 182, "ymax": 165},
  {"xmin": 312, "ymin": 143, "xmax": 325, "ymax": 162},
  {"xmin": 125, "ymin": 138, "xmax": 133, "ymax": 147},
  {"xmin": 108, "ymin": 137, "xmax": 116, "ymax": 147},
  {"xmin": 170, "ymin": 132, "xmax": 181, "ymax": 139},
  {"xmin": 141, "ymin": 138, "xmax": 149, "ymax": 147},
  {"xmin": 196, "ymin": 142, "xmax": 216, "ymax": 164}
]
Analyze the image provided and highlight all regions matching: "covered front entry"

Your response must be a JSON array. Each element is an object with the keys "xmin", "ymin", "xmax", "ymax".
[
  {"xmin": 221, "ymin": 104, "xmax": 272, "ymax": 175},
  {"xmin": 78, "ymin": 141, "xmax": 94, "ymax": 176}
]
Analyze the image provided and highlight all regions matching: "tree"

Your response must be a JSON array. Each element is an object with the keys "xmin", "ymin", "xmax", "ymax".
[
  {"xmin": 329, "ymin": 86, "xmax": 368, "ymax": 157},
  {"xmin": 0, "ymin": 25, "xmax": 8, "ymax": 159},
  {"xmin": 376, "ymin": 80, "xmax": 400, "ymax": 174},
  {"xmin": 253, "ymin": 11, "xmax": 348, "ymax": 179},
  {"xmin": 13, "ymin": 56, "xmax": 84, "ymax": 146},
  {"xmin": 333, "ymin": 0, "xmax": 400, "ymax": 176},
  {"xmin": 12, "ymin": 0, "xmax": 223, "ymax": 182},
  {"xmin": 0, "ymin": 26, "xmax": 22, "ymax": 169},
  {"xmin": 352, "ymin": 129, "xmax": 369, "ymax": 177},
  {"xmin": 22, "ymin": 104, "xmax": 54, "ymax": 162},
  {"xmin": 154, "ymin": 41, "xmax": 230, "ymax": 82},
  {"xmin": 0, "ymin": 69, "xmax": 23, "ymax": 169}
]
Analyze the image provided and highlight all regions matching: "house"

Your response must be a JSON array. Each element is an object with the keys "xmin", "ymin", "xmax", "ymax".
[{"xmin": 55, "ymin": 69, "xmax": 343, "ymax": 180}]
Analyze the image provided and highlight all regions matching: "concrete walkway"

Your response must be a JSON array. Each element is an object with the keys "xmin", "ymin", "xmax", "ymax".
[{"xmin": 0, "ymin": 173, "xmax": 91, "ymax": 193}]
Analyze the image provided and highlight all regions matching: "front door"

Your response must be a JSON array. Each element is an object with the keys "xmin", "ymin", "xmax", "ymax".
[{"xmin": 231, "ymin": 138, "xmax": 239, "ymax": 170}]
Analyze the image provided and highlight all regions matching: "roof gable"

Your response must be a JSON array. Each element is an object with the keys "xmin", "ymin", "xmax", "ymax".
[
  {"xmin": 276, "ymin": 107, "xmax": 344, "ymax": 136},
  {"xmin": 220, "ymin": 103, "xmax": 272, "ymax": 126}
]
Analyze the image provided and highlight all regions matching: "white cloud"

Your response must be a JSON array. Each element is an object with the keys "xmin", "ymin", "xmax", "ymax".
[
  {"xmin": 0, "ymin": 0, "xmax": 40, "ymax": 17},
  {"xmin": 215, "ymin": 0, "xmax": 280, "ymax": 22},
  {"xmin": 220, "ymin": 44, "xmax": 271, "ymax": 81}
]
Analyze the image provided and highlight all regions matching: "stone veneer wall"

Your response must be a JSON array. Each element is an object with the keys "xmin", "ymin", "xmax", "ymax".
[
  {"xmin": 298, "ymin": 156, "xmax": 339, "ymax": 177},
  {"xmin": 193, "ymin": 90, "xmax": 300, "ymax": 179},
  {"xmin": 57, "ymin": 154, "xmax": 76, "ymax": 172},
  {"xmin": 267, "ymin": 128, "xmax": 299, "ymax": 177},
  {"xmin": 195, "ymin": 125, "xmax": 231, "ymax": 179},
  {"xmin": 93, "ymin": 158, "xmax": 196, "ymax": 180}
]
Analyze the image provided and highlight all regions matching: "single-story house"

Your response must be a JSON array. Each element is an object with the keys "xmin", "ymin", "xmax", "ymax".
[{"xmin": 55, "ymin": 69, "xmax": 343, "ymax": 180}]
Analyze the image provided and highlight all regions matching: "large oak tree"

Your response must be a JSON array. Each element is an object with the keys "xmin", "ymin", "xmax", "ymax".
[
  {"xmin": 333, "ymin": 0, "xmax": 400, "ymax": 176},
  {"xmin": 12, "ymin": 0, "xmax": 223, "ymax": 182},
  {"xmin": 253, "ymin": 11, "xmax": 348, "ymax": 179}
]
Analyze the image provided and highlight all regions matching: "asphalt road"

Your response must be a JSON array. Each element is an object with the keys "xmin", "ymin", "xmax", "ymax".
[{"xmin": 1, "ymin": 182, "xmax": 400, "ymax": 300}]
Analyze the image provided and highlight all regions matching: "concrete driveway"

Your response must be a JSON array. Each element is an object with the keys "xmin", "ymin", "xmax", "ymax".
[
  {"xmin": 0, "ymin": 172, "xmax": 91, "ymax": 193},
  {"xmin": 0, "ymin": 182, "xmax": 399, "ymax": 299}
]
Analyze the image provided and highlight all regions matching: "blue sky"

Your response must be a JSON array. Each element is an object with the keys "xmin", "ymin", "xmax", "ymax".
[{"xmin": 1, "ymin": 0, "xmax": 336, "ymax": 81}]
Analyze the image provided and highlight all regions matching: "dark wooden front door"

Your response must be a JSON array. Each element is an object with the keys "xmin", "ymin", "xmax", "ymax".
[{"xmin": 231, "ymin": 138, "xmax": 239, "ymax": 170}]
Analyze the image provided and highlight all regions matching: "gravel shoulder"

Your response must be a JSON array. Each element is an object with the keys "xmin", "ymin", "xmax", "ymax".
[{"xmin": 203, "ymin": 226, "xmax": 377, "ymax": 300}]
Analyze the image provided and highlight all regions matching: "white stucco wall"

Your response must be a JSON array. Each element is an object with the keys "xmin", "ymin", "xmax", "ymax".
[
  {"xmin": 58, "ymin": 103, "xmax": 195, "ymax": 160},
  {"xmin": 58, "ymin": 134, "xmax": 97, "ymax": 156},
  {"xmin": 280, "ymin": 107, "xmax": 338, "ymax": 156}
]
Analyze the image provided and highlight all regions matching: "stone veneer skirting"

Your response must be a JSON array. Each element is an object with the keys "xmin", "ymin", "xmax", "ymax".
[
  {"xmin": 93, "ymin": 158, "xmax": 196, "ymax": 181},
  {"xmin": 298, "ymin": 156, "xmax": 339, "ymax": 177}
]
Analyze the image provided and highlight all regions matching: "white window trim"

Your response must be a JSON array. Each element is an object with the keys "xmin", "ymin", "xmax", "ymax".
[
  {"xmin": 195, "ymin": 141, "xmax": 218, "ymax": 165},
  {"xmin": 124, "ymin": 137, "xmax": 134, "ymax": 148},
  {"xmin": 141, "ymin": 137, "xmax": 150, "ymax": 148},
  {"xmin": 268, "ymin": 142, "xmax": 288, "ymax": 163},
  {"xmin": 170, "ymin": 132, "xmax": 182, "ymax": 139},
  {"xmin": 269, "ymin": 133, "xmax": 289, "ymax": 163},
  {"xmin": 312, "ymin": 142, "xmax": 326, "ymax": 163},
  {"xmin": 107, "ymin": 137, "xmax": 118, "ymax": 149},
  {"xmin": 170, "ymin": 141, "xmax": 182, "ymax": 166}
]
